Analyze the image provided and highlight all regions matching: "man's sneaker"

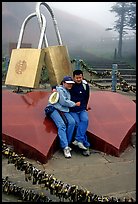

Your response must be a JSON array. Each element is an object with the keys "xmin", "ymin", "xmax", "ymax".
[
  {"xmin": 72, "ymin": 140, "xmax": 87, "ymax": 150},
  {"xmin": 63, "ymin": 147, "xmax": 71, "ymax": 158},
  {"xmin": 82, "ymin": 148, "xmax": 90, "ymax": 156},
  {"xmin": 72, "ymin": 140, "xmax": 78, "ymax": 146}
]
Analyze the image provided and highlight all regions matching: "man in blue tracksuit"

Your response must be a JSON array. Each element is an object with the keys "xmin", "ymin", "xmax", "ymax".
[{"xmin": 69, "ymin": 70, "xmax": 91, "ymax": 156}]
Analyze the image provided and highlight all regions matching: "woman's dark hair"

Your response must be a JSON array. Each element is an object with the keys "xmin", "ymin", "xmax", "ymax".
[{"xmin": 73, "ymin": 70, "xmax": 83, "ymax": 77}]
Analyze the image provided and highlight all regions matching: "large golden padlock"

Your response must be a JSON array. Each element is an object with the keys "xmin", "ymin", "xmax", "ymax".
[
  {"xmin": 5, "ymin": 12, "xmax": 46, "ymax": 88},
  {"xmin": 36, "ymin": 2, "xmax": 72, "ymax": 87}
]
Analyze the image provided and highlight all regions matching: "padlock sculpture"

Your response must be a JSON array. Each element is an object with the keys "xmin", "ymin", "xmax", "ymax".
[
  {"xmin": 5, "ymin": 12, "xmax": 46, "ymax": 89},
  {"xmin": 35, "ymin": 2, "xmax": 72, "ymax": 87}
]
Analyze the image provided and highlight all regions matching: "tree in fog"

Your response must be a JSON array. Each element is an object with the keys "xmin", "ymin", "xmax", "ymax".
[{"xmin": 106, "ymin": 2, "xmax": 136, "ymax": 59}]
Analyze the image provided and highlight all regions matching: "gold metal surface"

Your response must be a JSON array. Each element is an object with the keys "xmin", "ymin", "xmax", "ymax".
[
  {"xmin": 44, "ymin": 45, "xmax": 72, "ymax": 86},
  {"xmin": 5, "ymin": 48, "xmax": 45, "ymax": 88}
]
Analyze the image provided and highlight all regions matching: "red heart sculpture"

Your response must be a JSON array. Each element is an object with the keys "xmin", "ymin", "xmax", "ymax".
[
  {"xmin": 87, "ymin": 91, "xmax": 136, "ymax": 156},
  {"xmin": 2, "ymin": 90, "xmax": 136, "ymax": 163}
]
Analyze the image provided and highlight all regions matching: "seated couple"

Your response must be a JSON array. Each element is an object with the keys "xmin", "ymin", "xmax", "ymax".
[{"xmin": 45, "ymin": 70, "xmax": 91, "ymax": 158}]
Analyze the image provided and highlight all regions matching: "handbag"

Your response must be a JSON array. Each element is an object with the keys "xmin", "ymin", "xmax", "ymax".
[{"xmin": 44, "ymin": 105, "xmax": 55, "ymax": 117}]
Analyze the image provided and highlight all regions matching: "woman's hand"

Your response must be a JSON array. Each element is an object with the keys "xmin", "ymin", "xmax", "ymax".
[
  {"xmin": 52, "ymin": 88, "xmax": 57, "ymax": 92},
  {"xmin": 75, "ymin": 102, "xmax": 81, "ymax": 106}
]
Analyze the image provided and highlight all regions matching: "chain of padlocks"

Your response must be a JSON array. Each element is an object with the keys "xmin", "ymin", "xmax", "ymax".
[
  {"xmin": 71, "ymin": 59, "xmax": 136, "ymax": 94},
  {"xmin": 2, "ymin": 142, "xmax": 135, "ymax": 202}
]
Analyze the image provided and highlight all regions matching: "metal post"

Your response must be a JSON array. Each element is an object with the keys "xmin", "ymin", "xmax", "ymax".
[
  {"xmin": 111, "ymin": 64, "xmax": 118, "ymax": 92},
  {"xmin": 75, "ymin": 57, "xmax": 81, "ymax": 70},
  {"xmin": 5, "ymin": 56, "xmax": 10, "ymax": 71}
]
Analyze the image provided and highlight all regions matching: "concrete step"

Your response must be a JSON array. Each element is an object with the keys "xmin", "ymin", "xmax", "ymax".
[
  {"xmin": 92, "ymin": 65, "xmax": 133, "ymax": 69},
  {"xmin": 91, "ymin": 82, "xmax": 136, "ymax": 89},
  {"xmin": 93, "ymin": 69, "xmax": 136, "ymax": 75},
  {"xmin": 118, "ymin": 69, "xmax": 136, "ymax": 75},
  {"xmin": 91, "ymin": 61, "xmax": 134, "ymax": 69},
  {"xmin": 121, "ymin": 75, "xmax": 136, "ymax": 79},
  {"xmin": 95, "ymin": 75, "xmax": 136, "ymax": 80},
  {"xmin": 92, "ymin": 78, "xmax": 136, "ymax": 84}
]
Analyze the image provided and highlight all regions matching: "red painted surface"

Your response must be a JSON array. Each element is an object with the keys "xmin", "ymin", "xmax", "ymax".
[
  {"xmin": 87, "ymin": 91, "xmax": 136, "ymax": 156},
  {"xmin": 2, "ymin": 90, "xmax": 136, "ymax": 163},
  {"xmin": 2, "ymin": 90, "xmax": 58, "ymax": 163}
]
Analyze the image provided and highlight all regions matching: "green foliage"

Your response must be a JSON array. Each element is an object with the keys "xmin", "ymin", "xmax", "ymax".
[
  {"xmin": 127, "ymin": 2, "xmax": 136, "ymax": 30},
  {"xmin": 110, "ymin": 2, "xmax": 136, "ymax": 34},
  {"xmin": 40, "ymin": 66, "xmax": 49, "ymax": 84},
  {"xmin": 2, "ymin": 61, "xmax": 7, "ymax": 80}
]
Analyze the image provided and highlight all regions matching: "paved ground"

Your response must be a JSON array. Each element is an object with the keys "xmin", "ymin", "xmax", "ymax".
[
  {"xmin": 2, "ymin": 86, "xmax": 136, "ymax": 202},
  {"xmin": 2, "ymin": 142, "xmax": 136, "ymax": 202}
]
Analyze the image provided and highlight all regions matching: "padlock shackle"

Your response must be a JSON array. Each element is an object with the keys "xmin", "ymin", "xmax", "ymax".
[
  {"xmin": 36, "ymin": 2, "xmax": 63, "ymax": 47},
  {"xmin": 17, "ymin": 12, "xmax": 46, "ymax": 49}
]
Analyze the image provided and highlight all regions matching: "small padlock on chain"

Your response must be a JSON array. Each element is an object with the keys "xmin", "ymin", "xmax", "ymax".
[
  {"xmin": 5, "ymin": 12, "xmax": 46, "ymax": 89},
  {"xmin": 36, "ymin": 2, "xmax": 73, "ymax": 87}
]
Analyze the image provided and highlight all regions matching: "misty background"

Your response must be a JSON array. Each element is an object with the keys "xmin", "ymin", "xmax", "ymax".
[{"xmin": 2, "ymin": 2, "xmax": 136, "ymax": 65}]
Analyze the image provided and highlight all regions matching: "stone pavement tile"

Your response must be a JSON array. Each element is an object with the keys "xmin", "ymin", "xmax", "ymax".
[{"xmin": 77, "ymin": 170, "xmax": 136, "ymax": 195}]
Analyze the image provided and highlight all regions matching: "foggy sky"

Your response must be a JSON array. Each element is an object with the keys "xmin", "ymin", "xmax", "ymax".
[
  {"xmin": 2, "ymin": 2, "xmax": 135, "ymax": 60},
  {"xmin": 48, "ymin": 2, "xmax": 116, "ymax": 28},
  {"xmin": 26, "ymin": 2, "xmax": 116, "ymax": 29}
]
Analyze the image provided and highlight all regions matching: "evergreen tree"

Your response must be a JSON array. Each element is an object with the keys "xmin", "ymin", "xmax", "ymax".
[{"xmin": 106, "ymin": 2, "xmax": 136, "ymax": 59}]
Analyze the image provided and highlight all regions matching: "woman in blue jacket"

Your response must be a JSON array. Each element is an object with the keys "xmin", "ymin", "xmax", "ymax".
[{"xmin": 46, "ymin": 76, "xmax": 80, "ymax": 158}]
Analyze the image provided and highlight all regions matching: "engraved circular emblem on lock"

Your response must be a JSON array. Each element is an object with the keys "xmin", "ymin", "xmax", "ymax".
[{"xmin": 15, "ymin": 60, "xmax": 27, "ymax": 74}]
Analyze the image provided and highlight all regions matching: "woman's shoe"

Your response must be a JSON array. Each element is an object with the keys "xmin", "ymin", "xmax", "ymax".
[{"xmin": 63, "ymin": 147, "xmax": 71, "ymax": 158}]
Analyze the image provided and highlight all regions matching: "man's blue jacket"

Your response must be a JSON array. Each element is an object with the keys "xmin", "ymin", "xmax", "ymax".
[{"xmin": 69, "ymin": 80, "xmax": 90, "ymax": 112}]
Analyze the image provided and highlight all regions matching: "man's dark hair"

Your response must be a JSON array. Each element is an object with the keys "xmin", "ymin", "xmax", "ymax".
[{"xmin": 73, "ymin": 69, "xmax": 83, "ymax": 77}]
